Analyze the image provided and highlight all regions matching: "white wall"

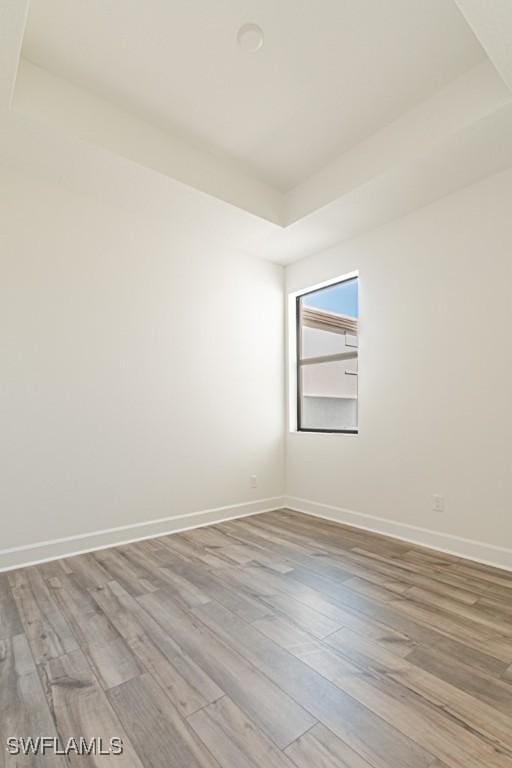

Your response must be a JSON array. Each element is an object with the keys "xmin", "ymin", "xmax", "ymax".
[
  {"xmin": 0, "ymin": 166, "xmax": 284, "ymax": 566},
  {"xmin": 286, "ymin": 167, "xmax": 512, "ymax": 561},
  {"xmin": 3, "ymin": 156, "xmax": 512, "ymax": 571}
]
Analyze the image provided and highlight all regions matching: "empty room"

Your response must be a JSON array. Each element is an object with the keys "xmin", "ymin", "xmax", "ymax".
[{"xmin": 2, "ymin": 1, "xmax": 512, "ymax": 766}]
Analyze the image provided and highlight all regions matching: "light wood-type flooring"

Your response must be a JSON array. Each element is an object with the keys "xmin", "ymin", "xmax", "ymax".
[{"xmin": 2, "ymin": 508, "xmax": 512, "ymax": 767}]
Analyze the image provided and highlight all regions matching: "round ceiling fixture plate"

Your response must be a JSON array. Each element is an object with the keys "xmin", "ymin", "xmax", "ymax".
[{"xmin": 237, "ymin": 23, "xmax": 264, "ymax": 53}]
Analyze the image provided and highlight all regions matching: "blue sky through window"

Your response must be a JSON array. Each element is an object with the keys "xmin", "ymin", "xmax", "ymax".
[{"xmin": 302, "ymin": 278, "xmax": 358, "ymax": 318}]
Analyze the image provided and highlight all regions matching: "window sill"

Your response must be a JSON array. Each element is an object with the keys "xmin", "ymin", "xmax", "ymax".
[
  {"xmin": 291, "ymin": 429, "xmax": 359, "ymax": 435},
  {"xmin": 303, "ymin": 394, "xmax": 357, "ymax": 400}
]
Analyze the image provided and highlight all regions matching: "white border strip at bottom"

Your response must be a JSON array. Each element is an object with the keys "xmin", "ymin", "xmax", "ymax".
[
  {"xmin": 285, "ymin": 496, "xmax": 512, "ymax": 572},
  {"xmin": 0, "ymin": 496, "xmax": 285, "ymax": 572}
]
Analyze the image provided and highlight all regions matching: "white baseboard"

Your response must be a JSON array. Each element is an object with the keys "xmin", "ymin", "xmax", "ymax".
[
  {"xmin": 285, "ymin": 496, "xmax": 512, "ymax": 572},
  {"xmin": 4, "ymin": 493, "xmax": 510, "ymax": 574},
  {"xmin": 0, "ymin": 496, "xmax": 285, "ymax": 572}
]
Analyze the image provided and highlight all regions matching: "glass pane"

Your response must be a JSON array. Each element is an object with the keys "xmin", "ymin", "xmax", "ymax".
[
  {"xmin": 301, "ymin": 325, "xmax": 353, "ymax": 359},
  {"xmin": 302, "ymin": 277, "xmax": 358, "ymax": 316},
  {"xmin": 298, "ymin": 276, "xmax": 359, "ymax": 432},
  {"xmin": 300, "ymin": 358, "xmax": 358, "ymax": 431}
]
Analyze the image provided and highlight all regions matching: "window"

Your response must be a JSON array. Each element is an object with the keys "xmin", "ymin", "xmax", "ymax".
[{"xmin": 296, "ymin": 276, "xmax": 359, "ymax": 433}]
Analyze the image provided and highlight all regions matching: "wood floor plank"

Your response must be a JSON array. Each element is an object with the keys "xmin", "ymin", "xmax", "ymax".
[
  {"xmin": 287, "ymin": 564, "xmax": 512, "ymax": 663},
  {"xmin": 117, "ymin": 542, "xmax": 212, "ymax": 608},
  {"xmin": 183, "ymin": 527, "xmax": 295, "ymax": 573},
  {"xmin": 45, "ymin": 572, "xmax": 120, "ymax": 647},
  {"xmin": 503, "ymin": 664, "xmax": 512, "ymax": 683},
  {"xmin": 188, "ymin": 695, "xmax": 297, "ymax": 768},
  {"xmin": 214, "ymin": 564, "xmax": 278, "ymax": 599},
  {"xmin": 159, "ymin": 533, "xmax": 233, "ymax": 568},
  {"xmin": 192, "ymin": 600, "xmax": 436, "ymax": 768},
  {"xmin": 325, "ymin": 627, "xmax": 512, "ymax": 757},
  {"xmin": 0, "ymin": 573, "xmax": 22, "ymax": 639},
  {"xmin": 318, "ymin": 546, "xmax": 484, "ymax": 605},
  {"xmin": 285, "ymin": 723, "xmax": 384, "ymax": 768},
  {"xmin": 8, "ymin": 568, "xmax": 79, "ymax": 664},
  {"xmin": 251, "ymin": 613, "xmax": 319, "ymax": 651},
  {"xmin": 90, "ymin": 580, "xmax": 223, "ymax": 708},
  {"xmin": 406, "ymin": 642, "xmax": 512, "ymax": 714},
  {"xmin": 475, "ymin": 596, "xmax": 512, "ymax": 623},
  {"xmin": 295, "ymin": 642, "xmax": 511, "ymax": 767},
  {"xmin": 38, "ymin": 647, "xmax": 145, "ymax": 767},
  {"xmin": 138, "ymin": 589, "xmax": 316, "ymax": 749},
  {"xmin": 88, "ymin": 580, "xmax": 151, "ymax": 640},
  {"xmin": 258, "ymin": 591, "xmax": 344, "ymax": 638},
  {"xmin": 92, "ymin": 549, "xmax": 159, "ymax": 596},
  {"xmin": 242, "ymin": 565, "xmax": 417, "ymax": 654},
  {"xmin": 2, "ymin": 509, "xmax": 512, "ymax": 768},
  {"xmin": 451, "ymin": 561, "xmax": 512, "ymax": 591},
  {"xmin": 432, "ymin": 633, "xmax": 509, "ymax": 679},
  {"xmin": 156, "ymin": 558, "xmax": 272, "ymax": 622},
  {"xmin": 344, "ymin": 572, "xmax": 512, "ymax": 641},
  {"xmin": 404, "ymin": 580, "xmax": 478, "ymax": 606},
  {"xmin": 84, "ymin": 637, "xmax": 142, "ymax": 690},
  {"xmin": 401, "ymin": 585, "xmax": 512, "ymax": 636},
  {"xmin": 66, "ymin": 553, "xmax": 112, "ymax": 590},
  {"xmin": 108, "ymin": 673, "xmax": 220, "ymax": 768},
  {"xmin": 37, "ymin": 558, "xmax": 73, "ymax": 580},
  {"xmin": 351, "ymin": 546, "xmax": 511, "ymax": 602},
  {"xmin": 0, "ymin": 634, "xmax": 67, "ymax": 768},
  {"xmin": 342, "ymin": 575, "xmax": 404, "ymax": 604},
  {"xmin": 217, "ymin": 518, "xmax": 323, "ymax": 561},
  {"xmin": 136, "ymin": 538, "xmax": 185, "ymax": 568},
  {"xmin": 125, "ymin": 632, "xmax": 209, "ymax": 716},
  {"xmin": 388, "ymin": 595, "xmax": 512, "ymax": 663}
]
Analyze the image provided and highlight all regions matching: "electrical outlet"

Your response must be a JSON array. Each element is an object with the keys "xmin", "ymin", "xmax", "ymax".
[
  {"xmin": 250, "ymin": 474, "xmax": 257, "ymax": 488},
  {"xmin": 433, "ymin": 494, "xmax": 444, "ymax": 513}
]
